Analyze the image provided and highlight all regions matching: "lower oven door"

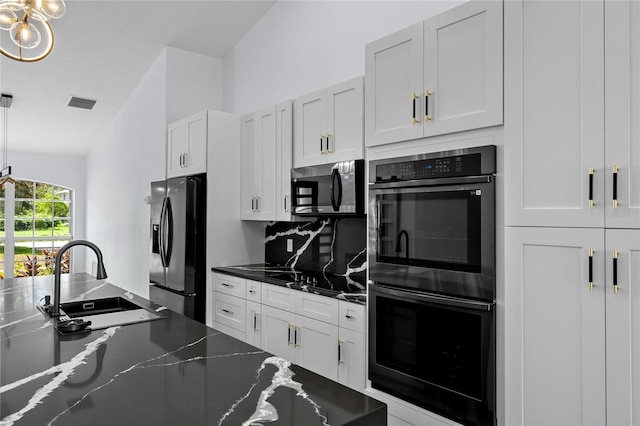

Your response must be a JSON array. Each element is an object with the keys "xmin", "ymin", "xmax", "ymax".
[{"xmin": 369, "ymin": 283, "xmax": 495, "ymax": 426}]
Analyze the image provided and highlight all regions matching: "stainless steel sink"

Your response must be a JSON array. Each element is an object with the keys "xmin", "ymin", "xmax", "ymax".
[{"xmin": 58, "ymin": 296, "xmax": 164, "ymax": 330}]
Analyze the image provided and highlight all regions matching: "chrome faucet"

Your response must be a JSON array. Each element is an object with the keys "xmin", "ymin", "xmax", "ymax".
[{"xmin": 48, "ymin": 240, "xmax": 108, "ymax": 317}]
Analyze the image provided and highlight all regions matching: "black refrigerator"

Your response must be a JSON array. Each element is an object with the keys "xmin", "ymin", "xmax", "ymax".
[{"xmin": 149, "ymin": 174, "xmax": 206, "ymax": 323}]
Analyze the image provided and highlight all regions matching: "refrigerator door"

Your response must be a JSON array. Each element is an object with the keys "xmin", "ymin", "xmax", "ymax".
[
  {"xmin": 165, "ymin": 176, "xmax": 188, "ymax": 293},
  {"xmin": 149, "ymin": 181, "xmax": 166, "ymax": 286}
]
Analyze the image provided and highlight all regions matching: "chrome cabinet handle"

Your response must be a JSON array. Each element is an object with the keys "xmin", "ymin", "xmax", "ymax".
[{"xmin": 612, "ymin": 164, "xmax": 619, "ymax": 208}]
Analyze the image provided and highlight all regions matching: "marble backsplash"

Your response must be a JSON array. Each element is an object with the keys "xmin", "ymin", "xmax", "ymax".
[{"xmin": 265, "ymin": 218, "xmax": 367, "ymax": 279}]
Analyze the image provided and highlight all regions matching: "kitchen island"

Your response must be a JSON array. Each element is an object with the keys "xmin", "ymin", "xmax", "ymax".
[{"xmin": 0, "ymin": 273, "xmax": 386, "ymax": 425}]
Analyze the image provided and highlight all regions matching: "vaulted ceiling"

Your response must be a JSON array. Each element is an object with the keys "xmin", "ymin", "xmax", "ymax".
[{"xmin": 0, "ymin": 0, "xmax": 275, "ymax": 156}]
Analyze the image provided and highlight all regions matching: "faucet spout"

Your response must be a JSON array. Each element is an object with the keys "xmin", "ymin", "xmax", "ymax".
[{"xmin": 49, "ymin": 240, "xmax": 108, "ymax": 317}]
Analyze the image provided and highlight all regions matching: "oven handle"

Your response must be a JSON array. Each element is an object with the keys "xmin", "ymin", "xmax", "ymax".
[
  {"xmin": 369, "ymin": 175, "xmax": 492, "ymax": 190},
  {"xmin": 372, "ymin": 284, "xmax": 494, "ymax": 312}
]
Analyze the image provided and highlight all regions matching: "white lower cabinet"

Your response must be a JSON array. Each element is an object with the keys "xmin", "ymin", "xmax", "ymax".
[
  {"xmin": 211, "ymin": 272, "xmax": 366, "ymax": 392},
  {"xmin": 505, "ymin": 227, "xmax": 640, "ymax": 425}
]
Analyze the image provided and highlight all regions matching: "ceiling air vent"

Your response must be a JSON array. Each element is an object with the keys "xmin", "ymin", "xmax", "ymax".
[{"xmin": 67, "ymin": 96, "xmax": 97, "ymax": 110}]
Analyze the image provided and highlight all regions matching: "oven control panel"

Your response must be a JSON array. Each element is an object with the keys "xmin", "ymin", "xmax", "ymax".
[{"xmin": 375, "ymin": 153, "xmax": 482, "ymax": 182}]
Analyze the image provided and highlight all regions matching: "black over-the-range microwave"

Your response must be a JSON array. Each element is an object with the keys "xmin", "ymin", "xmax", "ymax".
[{"xmin": 291, "ymin": 159, "xmax": 365, "ymax": 216}]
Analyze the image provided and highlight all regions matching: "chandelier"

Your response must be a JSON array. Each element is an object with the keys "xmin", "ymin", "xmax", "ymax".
[{"xmin": 0, "ymin": 0, "xmax": 66, "ymax": 62}]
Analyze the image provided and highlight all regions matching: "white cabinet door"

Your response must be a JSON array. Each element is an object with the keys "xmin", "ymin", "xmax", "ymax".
[
  {"xmin": 246, "ymin": 300, "xmax": 262, "ymax": 349},
  {"xmin": 505, "ymin": 0, "xmax": 605, "ymax": 227},
  {"xmin": 326, "ymin": 76, "xmax": 364, "ymax": 163},
  {"xmin": 276, "ymin": 100, "xmax": 294, "ymax": 221},
  {"xmin": 167, "ymin": 110, "xmax": 207, "ymax": 178},
  {"xmin": 365, "ymin": 23, "xmax": 424, "ymax": 147},
  {"xmin": 294, "ymin": 77, "xmax": 364, "ymax": 167},
  {"xmin": 605, "ymin": 229, "xmax": 640, "ymax": 425},
  {"xmin": 296, "ymin": 314, "xmax": 339, "ymax": 381},
  {"xmin": 261, "ymin": 305, "xmax": 296, "ymax": 361},
  {"xmin": 240, "ymin": 106, "xmax": 277, "ymax": 220},
  {"xmin": 338, "ymin": 328, "xmax": 365, "ymax": 392},
  {"xmin": 605, "ymin": 0, "xmax": 640, "ymax": 229},
  {"xmin": 423, "ymin": 0, "xmax": 502, "ymax": 137},
  {"xmin": 293, "ymin": 88, "xmax": 327, "ymax": 167},
  {"xmin": 505, "ymin": 226, "xmax": 606, "ymax": 426}
]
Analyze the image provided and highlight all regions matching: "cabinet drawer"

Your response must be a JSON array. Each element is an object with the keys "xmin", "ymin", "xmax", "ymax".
[
  {"xmin": 213, "ymin": 292, "xmax": 246, "ymax": 332},
  {"xmin": 295, "ymin": 292, "xmax": 339, "ymax": 324},
  {"xmin": 213, "ymin": 273, "xmax": 245, "ymax": 298},
  {"xmin": 246, "ymin": 280, "xmax": 262, "ymax": 303},
  {"xmin": 262, "ymin": 283, "xmax": 295, "ymax": 310},
  {"xmin": 339, "ymin": 301, "xmax": 366, "ymax": 333}
]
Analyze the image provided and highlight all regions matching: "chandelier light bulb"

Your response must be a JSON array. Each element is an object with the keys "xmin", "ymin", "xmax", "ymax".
[
  {"xmin": 0, "ymin": 7, "xmax": 17, "ymax": 30},
  {"xmin": 22, "ymin": 0, "xmax": 64, "ymax": 21},
  {"xmin": 10, "ymin": 19, "xmax": 41, "ymax": 48},
  {"xmin": 40, "ymin": 0, "xmax": 64, "ymax": 19},
  {"xmin": 0, "ymin": 1, "xmax": 27, "ymax": 12}
]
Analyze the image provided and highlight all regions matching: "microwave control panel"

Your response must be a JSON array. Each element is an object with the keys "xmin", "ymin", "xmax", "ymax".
[{"xmin": 375, "ymin": 153, "xmax": 482, "ymax": 182}]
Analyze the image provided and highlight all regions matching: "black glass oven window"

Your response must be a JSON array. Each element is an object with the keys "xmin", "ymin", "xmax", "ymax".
[
  {"xmin": 377, "ymin": 190, "xmax": 481, "ymax": 272},
  {"xmin": 376, "ymin": 295, "xmax": 483, "ymax": 399}
]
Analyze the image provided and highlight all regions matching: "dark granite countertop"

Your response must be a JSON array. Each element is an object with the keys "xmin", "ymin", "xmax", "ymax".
[
  {"xmin": 211, "ymin": 264, "xmax": 367, "ymax": 305},
  {"xmin": 0, "ymin": 273, "xmax": 385, "ymax": 425}
]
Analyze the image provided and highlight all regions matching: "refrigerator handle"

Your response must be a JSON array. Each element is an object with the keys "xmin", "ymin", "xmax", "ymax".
[
  {"xmin": 159, "ymin": 197, "xmax": 168, "ymax": 267},
  {"xmin": 163, "ymin": 197, "xmax": 173, "ymax": 266}
]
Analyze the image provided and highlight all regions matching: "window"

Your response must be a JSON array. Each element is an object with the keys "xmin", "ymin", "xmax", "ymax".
[{"xmin": 0, "ymin": 180, "xmax": 73, "ymax": 278}]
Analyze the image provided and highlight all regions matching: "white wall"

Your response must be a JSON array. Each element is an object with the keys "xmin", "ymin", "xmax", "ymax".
[
  {"xmin": 223, "ymin": 0, "xmax": 464, "ymax": 114},
  {"xmin": 85, "ymin": 47, "xmax": 223, "ymax": 298},
  {"xmin": 166, "ymin": 46, "xmax": 224, "ymax": 123}
]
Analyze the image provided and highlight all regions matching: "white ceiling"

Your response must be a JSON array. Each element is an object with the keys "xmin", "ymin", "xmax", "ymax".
[{"xmin": 0, "ymin": 0, "xmax": 276, "ymax": 156}]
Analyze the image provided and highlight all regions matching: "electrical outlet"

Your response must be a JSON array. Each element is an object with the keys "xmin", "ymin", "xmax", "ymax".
[{"xmin": 286, "ymin": 239, "xmax": 294, "ymax": 253}]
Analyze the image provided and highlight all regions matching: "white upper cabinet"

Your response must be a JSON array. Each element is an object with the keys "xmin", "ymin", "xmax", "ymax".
[
  {"xmin": 276, "ymin": 100, "xmax": 294, "ymax": 221},
  {"xmin": 604, "ymin": 1, "xmax": 640, "ymax": 229},
  {"xmin": 240, "ymin": 106, "xmax": 277, "ymax": 220},
  {"xmin": 241, "ymin": 101, "xmax": 293, "ymax": 221},
  {"xmin": 167, "ymin": 110, "xmax": 208, "ymax": 178},
  {"xmin": 293, "ymin": 76, "xmax": 364, "ymax": 167},
  {"xmin": 506, "ymin": 0, "xmax": 640, "ymax": 229},
  {"xmin": 365, "ymin": 24, "xmax": 424, "ymax": 146},
  {"xmin": 505, "ymin": 0, "xmax": 604, "ymax": 228},
  {"xmin": 365, "ymin": 0, "xmax": 503, "ymax": 147}
]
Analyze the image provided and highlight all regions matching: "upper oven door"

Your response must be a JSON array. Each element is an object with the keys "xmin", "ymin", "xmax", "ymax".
[{"xmin": 368, "ymin": 176, "xmax": 495, "ymax": 300}]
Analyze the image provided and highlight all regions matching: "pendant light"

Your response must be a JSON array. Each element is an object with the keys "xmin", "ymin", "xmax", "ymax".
[
  {"xmin": 0, "ymin": 0, "xmax": 66, "ymax": 62},
  {"xmin": 0, "ymin": 93, "xmax": 15, "ymax": 188}
]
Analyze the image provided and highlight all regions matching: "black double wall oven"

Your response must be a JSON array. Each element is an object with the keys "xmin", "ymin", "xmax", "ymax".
[{"xmin": 368, "ymin": 145, "xmax": 496, "ymax": 426}]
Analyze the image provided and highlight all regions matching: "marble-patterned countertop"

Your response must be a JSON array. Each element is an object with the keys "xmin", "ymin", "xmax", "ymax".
[
  {"xmin": 212, "ymin": 264, "xmax": 367, "ymax": 305},
  {"xmin": 0, "ymin": 273, "xmax": 385, "ymax": 425}
]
